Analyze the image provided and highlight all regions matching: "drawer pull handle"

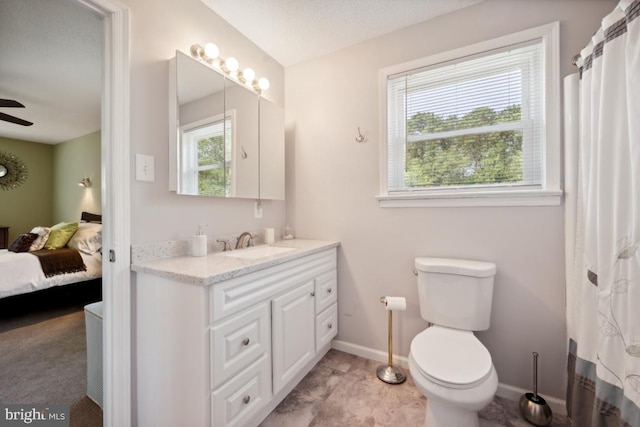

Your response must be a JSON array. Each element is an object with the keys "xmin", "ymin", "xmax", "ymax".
[
  {"xmin": 328, "ymin": 323, "xmax": 333, "ymax": 329},
  {"xmin": 243, "ymin": 395, "xmax": 251, "ymax": 404},
  {"xmin": 242, "ymin": 338, "xmax": 250, "ymax": 346},
  {"xmin": 310, "ymin": 291, "xmax": 315, "ymax": 297},
  {"xmin": 327, "ymin": 288, "xmax": 332, "ymax": 294}
]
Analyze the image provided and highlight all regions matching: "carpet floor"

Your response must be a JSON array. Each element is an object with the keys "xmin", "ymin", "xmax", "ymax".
[{"xmin": 0, "ymin": 284, "xmax": 102, "ymax": 426}]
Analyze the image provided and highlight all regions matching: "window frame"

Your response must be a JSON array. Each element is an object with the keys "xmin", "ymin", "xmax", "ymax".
[
  {"xmin": 378, "ymin": 22, "xmax": 562, "ymax": 208},
  {"xmin": 179, "ymin": 110, "xmax": 236, "ymax": 196}
]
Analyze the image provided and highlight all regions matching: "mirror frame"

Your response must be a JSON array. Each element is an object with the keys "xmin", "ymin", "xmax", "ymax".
[{"xmin": 0, "ymin": 150, "xmax": 29, "ymax": 191}]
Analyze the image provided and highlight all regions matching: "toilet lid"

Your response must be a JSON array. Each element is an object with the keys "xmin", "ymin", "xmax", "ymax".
[{"xmin": 411, "ymin": 326, "xmax": 492, "ymax": 387}]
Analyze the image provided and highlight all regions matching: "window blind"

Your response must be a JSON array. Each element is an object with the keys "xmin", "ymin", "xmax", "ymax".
[{"xmin": 387, "ymin": 39, "xmax": 544, "ymax": 192}]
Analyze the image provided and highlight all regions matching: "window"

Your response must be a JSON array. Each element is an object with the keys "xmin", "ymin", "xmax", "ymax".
[
  {"xmin": 180, "ymin": 112, "xmax": 234, "ymax": 197},
  {"xmin": 379, "ymin": 23, "xmax": 561, "ymax": 207}
]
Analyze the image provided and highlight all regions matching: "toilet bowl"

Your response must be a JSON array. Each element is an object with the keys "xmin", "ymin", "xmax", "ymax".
[
  {"xmin": 411, "ymin": 257, "xmax": 498, "ymax": 426},
  {"xmin": 409, "ymin": 326, "xmax": 498, "ymax": 427}
]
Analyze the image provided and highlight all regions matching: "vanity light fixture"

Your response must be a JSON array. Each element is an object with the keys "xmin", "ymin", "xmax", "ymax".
[
  {"xmin": 238, "ymin": 67, "xmax": 255, "ymax": 86},
  {"xmin": 221, "ymin": 56, "xmax": 239, "ymax": 74},
  {"xmin": 78, "ymin": 177, "xmax": 92, "ymax": 188},
  {"xmin": 190, "ymin": 43, "xmax": 270, "ymax": 94},
  {"xmin": 204, "ymin": 43, "xmax": 219, "ymax": 60},
  {"xmin": 257, "ymin": 77, "xmax": 270, "ymax": 91}
]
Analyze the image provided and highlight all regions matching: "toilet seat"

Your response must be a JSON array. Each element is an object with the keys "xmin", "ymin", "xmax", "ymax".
[{"xmin": 410, "ymin": 326, "xmax": 492, "ymax": 389}]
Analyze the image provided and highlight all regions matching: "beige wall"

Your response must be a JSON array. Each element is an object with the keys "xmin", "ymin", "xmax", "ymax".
[
  {"xmin": 125, "ymin": 0, "xmax": 286, "ymax": 245},
  {"xmin": 53, "ymin": 130, "xmax": 101, "ymax": 223},
  {"xmin": 0, "ymin": 137, "xmax": 53, "ymax": 241},
  {"xmin": 285, "ymin": 0, "xmax": 616, "ymax": 398}
]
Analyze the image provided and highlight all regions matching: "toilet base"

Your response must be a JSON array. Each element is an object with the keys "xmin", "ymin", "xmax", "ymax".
[
  {"xmin": 409, "ymin": 353, "xmax": 497, "ymax": 427},
  {"xmin": 424, "ymin": 399, "xmax": 478, "ymax": 427}
]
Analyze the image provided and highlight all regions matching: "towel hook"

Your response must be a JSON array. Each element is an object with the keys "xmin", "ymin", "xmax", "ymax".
[{"xmin": 355, "ymin": 127, "xmax": 365, "ymax": 143}]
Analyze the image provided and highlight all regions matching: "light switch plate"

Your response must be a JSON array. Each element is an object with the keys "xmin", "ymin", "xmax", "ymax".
[
  {"xmin": 254, "ymin": 201, "xmax": 263, "ymax": 219},
  {"xmin": 136, "ymin": 154, "xmax": 155, "ymax": 182}
]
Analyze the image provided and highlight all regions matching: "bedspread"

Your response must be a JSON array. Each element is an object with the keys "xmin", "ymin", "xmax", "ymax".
[{"xmin": 0, "ymin": 249, "xmax": 101, "ymax": 299}]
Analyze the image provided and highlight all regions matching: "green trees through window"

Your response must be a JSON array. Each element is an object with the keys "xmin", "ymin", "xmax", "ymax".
[
  {"xmin": 197, "ymin": 135, "xmax": 230, "ymax": 197},
  {"xmin": 404, "ymin": 105, "xmax": 522, "ymax": 188}
]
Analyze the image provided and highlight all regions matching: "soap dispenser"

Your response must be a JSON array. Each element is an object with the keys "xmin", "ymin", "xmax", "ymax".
[{"xmin": 192, "ymin": 225, "xmax": 207, "ymax": 257}]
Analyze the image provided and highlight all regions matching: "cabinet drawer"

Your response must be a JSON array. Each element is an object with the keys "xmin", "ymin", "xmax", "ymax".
[
  {"xmin": 314, "ymin": 270, "xmax": 337, "ymax": 313},
  {"xmin": 316, "ymin": 303, "xmax": 338, "ymax": 351},
  {"xmin": 210, "ymin": 248, "xmax": 337, "ymax": 323},
  {"xmin": 211, "ymin": 354, "xmax": 271, "ymax": 427},
  {"xmin": 210, "ymin": 303, "xmax": 270, "ymax": 390}
]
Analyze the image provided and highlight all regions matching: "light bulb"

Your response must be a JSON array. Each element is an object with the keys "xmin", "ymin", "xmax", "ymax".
[
  {"xmin": 241, "ymin": 67, "xmax": 255, "ymax": 83},
  {"xmin": 225, "ymin": 57, "xmax": 239, "ymax": 73},
  {"xmin": 258, "ymin": 77, "xmax": 270, "ymax": 91},
  {"xmin": 204, "ymin": 43, "xmax": 219, "ymax": 59}
]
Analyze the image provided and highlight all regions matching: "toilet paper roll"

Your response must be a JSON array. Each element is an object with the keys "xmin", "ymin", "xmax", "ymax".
[
  {"xmin": 384, "ymin": 296, "xmax": 406, "ymax": 311},
  {"xmin": 265, "ymin": 228, "xmax": 275, "ymax": 244}
]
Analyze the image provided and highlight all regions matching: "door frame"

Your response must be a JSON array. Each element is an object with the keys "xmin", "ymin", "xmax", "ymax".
[{"xmin": 76, "ymin": 0, "xmax": 131, "ymax": 426}]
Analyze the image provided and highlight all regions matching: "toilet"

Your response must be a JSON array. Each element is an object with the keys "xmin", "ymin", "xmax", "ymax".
[{"xmin": 409, "ymin": 257, "xmax": 498, "ymax": 427}]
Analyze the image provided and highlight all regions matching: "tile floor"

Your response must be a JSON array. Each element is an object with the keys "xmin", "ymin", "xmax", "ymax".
[{"xmin": 261, "ymin": 349, "xmax": 568, "ymax": 427}]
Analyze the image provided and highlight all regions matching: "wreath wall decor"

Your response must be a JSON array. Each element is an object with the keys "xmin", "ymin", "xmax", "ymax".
[{"xmin": 0, "ymin": 150, "xmax": 29, "ymax": 191}]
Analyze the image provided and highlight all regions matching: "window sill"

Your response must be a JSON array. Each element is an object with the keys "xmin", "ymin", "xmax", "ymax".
[{"xmin": 376, "ymin": 189, "xmax": 563, "ymax": 208}]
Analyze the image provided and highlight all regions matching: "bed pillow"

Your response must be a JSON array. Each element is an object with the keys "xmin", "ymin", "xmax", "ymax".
[
  {"xmin": 8, "ymin": 233, "xmax": 39, "ymax": 253},
  {"xmin": 29, "ymin": 227, "xmax": 51, "ymax": 251},
  {"xmin": 44, "ymin": 222, "xmax": 79, "ymax": 250},
  {"xmin": 67, "ymin": 222, "xmax": 102, "ymax": 255}
]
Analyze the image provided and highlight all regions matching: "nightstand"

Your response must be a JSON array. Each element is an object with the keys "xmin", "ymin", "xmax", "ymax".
[{"xmin": 0, "ymin": 227, "xmax": 9, "ymax": 249}]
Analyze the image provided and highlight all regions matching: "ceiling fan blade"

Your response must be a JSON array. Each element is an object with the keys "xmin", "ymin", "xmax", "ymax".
[
  {"xmin": 0, "ymin": 112, "xmax": 33, "ymax": 126},
  {"xmin": 0, "ymin": 99, "xmax": 25, "ymax": 108}
]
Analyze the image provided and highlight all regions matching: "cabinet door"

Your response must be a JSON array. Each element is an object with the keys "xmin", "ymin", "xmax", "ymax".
[{"xmin": 272, "ymin": 280, "xmax": 315, "ymax": 395}]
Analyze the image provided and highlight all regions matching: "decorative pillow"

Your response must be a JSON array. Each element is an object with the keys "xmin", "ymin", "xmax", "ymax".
[
  {"xmin": 29, "ymin": 227, "xmax": 51, "ymax": 251},
  {"xmin": 44, "ymin": 222, "xmax": 79, "ymax": 250},
  {"xmin": 67, "ymin": 222, "xmax": 102, "ymax": 255},
  {"xmin": 8, "ymin": 233, "xmax": 39, "ymax": 253}
]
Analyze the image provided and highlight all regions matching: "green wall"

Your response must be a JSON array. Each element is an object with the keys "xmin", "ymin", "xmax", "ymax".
[
  {"xmin": 0, "ymin": 137, "xmax": 54, "ymax": 242},
  {"xmin": 53, "ymin": 131, "xmax": 101, "ymax": 223},
  {"xmin": 0, "ymin": 131, "xmax": 101, "ymax": 244}
]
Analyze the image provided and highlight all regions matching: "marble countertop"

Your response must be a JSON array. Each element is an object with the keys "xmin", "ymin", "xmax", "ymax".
[{"xmin": 131, "ymin": 239, "xmax": 339, "ymax": 286}]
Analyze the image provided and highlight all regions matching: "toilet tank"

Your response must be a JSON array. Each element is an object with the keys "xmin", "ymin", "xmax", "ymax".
[{"xmin": 415, "ymin": 257, "xmax": 496, "ymax": 331}]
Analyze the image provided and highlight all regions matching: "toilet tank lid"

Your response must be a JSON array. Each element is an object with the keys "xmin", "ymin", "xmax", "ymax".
[{"xmin": 415, "ymin": 257, "xmax": 496, "ymax": 277}]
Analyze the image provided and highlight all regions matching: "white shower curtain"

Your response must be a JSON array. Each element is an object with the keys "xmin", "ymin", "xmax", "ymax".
[{"xmin": 565, "ymin": 1, "xmax": 640, "ymax": 425}]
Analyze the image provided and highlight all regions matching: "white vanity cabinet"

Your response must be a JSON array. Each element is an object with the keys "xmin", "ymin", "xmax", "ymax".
[{"xmin": 135, "ymin": 245, "xmax": 338, "ymax": 427}]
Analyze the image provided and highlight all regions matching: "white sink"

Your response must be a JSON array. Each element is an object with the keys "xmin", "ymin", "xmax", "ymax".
[{"xmin": 221, "ymin": 245, "xmax": 296, "ymax": 260}]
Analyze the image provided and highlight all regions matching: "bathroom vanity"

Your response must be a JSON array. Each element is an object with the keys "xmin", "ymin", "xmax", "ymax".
[{"xmin": 132, "ymin": 239, "xmax": 339, "ymax": 427}]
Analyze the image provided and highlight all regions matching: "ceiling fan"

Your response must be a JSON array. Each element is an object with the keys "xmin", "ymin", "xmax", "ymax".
[{"xmin": 0, "ymin": 99, "xmax": 33, "ymax": 126}]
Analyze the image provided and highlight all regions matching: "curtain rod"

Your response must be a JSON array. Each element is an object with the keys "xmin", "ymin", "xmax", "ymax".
[{"xmin": 571, "ymin": 54, "xmax": 580, "ymax": 67}]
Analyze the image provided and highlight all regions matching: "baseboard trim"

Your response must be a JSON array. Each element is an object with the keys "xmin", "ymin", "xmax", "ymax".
[
  {"xmin": 331, "ymin": 339, "xmax": 567, "ymax": 417},
  {"xmin": 495, "ymin": 383, "xmax": 566, "ymax": 416},
  {"xmin": 332, "ymin": 339, "xmax": 409, "ymax": 369}
]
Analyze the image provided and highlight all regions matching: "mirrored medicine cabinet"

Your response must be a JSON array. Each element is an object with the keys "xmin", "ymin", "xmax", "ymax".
[{"xmin": 169, "ymin": 50, "xmax": 284, "ymax": 200}]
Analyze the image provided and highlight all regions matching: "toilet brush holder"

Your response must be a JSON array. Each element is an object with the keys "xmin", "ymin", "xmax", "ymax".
[
  {"xmin": 376, "ymin": 296, "xmax": 406, "ymax": 384},
  {"xmin": 519, "ymin": 352, "xmax": 552, "ymax": 426}
]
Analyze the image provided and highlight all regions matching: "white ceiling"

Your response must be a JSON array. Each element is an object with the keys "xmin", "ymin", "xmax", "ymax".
[
  {"xmin": 0, "ymin": 0, "xmax": 102, "ymax": 145},
  {"xmin": 201, "ymin": 0, "xmax": 483, "ymax": 67},
  {"xmin": 0, "ymin": 0, "xmax": 481, "ymax": 145}
]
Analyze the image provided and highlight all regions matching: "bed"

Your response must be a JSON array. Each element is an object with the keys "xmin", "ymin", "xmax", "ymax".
[{"xmin": 0, "ymin": 212, "xmax": 102, "ymax": 300}]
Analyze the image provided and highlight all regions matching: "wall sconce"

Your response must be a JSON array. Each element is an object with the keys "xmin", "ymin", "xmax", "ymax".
[
  {"xmin": 190, "ymin": 43, "xmax": 270, "ymax": 94},
  {"xmin": 78, "ymin": 177, "xmax": 92, "ymax": 188}
]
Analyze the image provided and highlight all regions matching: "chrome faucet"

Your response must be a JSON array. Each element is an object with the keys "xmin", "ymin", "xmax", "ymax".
[{"xmin": 235, "ymin": 231, "xmax": 255, "ymax": 249}]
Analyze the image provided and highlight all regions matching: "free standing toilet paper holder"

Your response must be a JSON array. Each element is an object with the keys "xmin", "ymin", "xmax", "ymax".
[{"xmin": 376, "ymin": 296, "xmax": 407, "ymax": 384}]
